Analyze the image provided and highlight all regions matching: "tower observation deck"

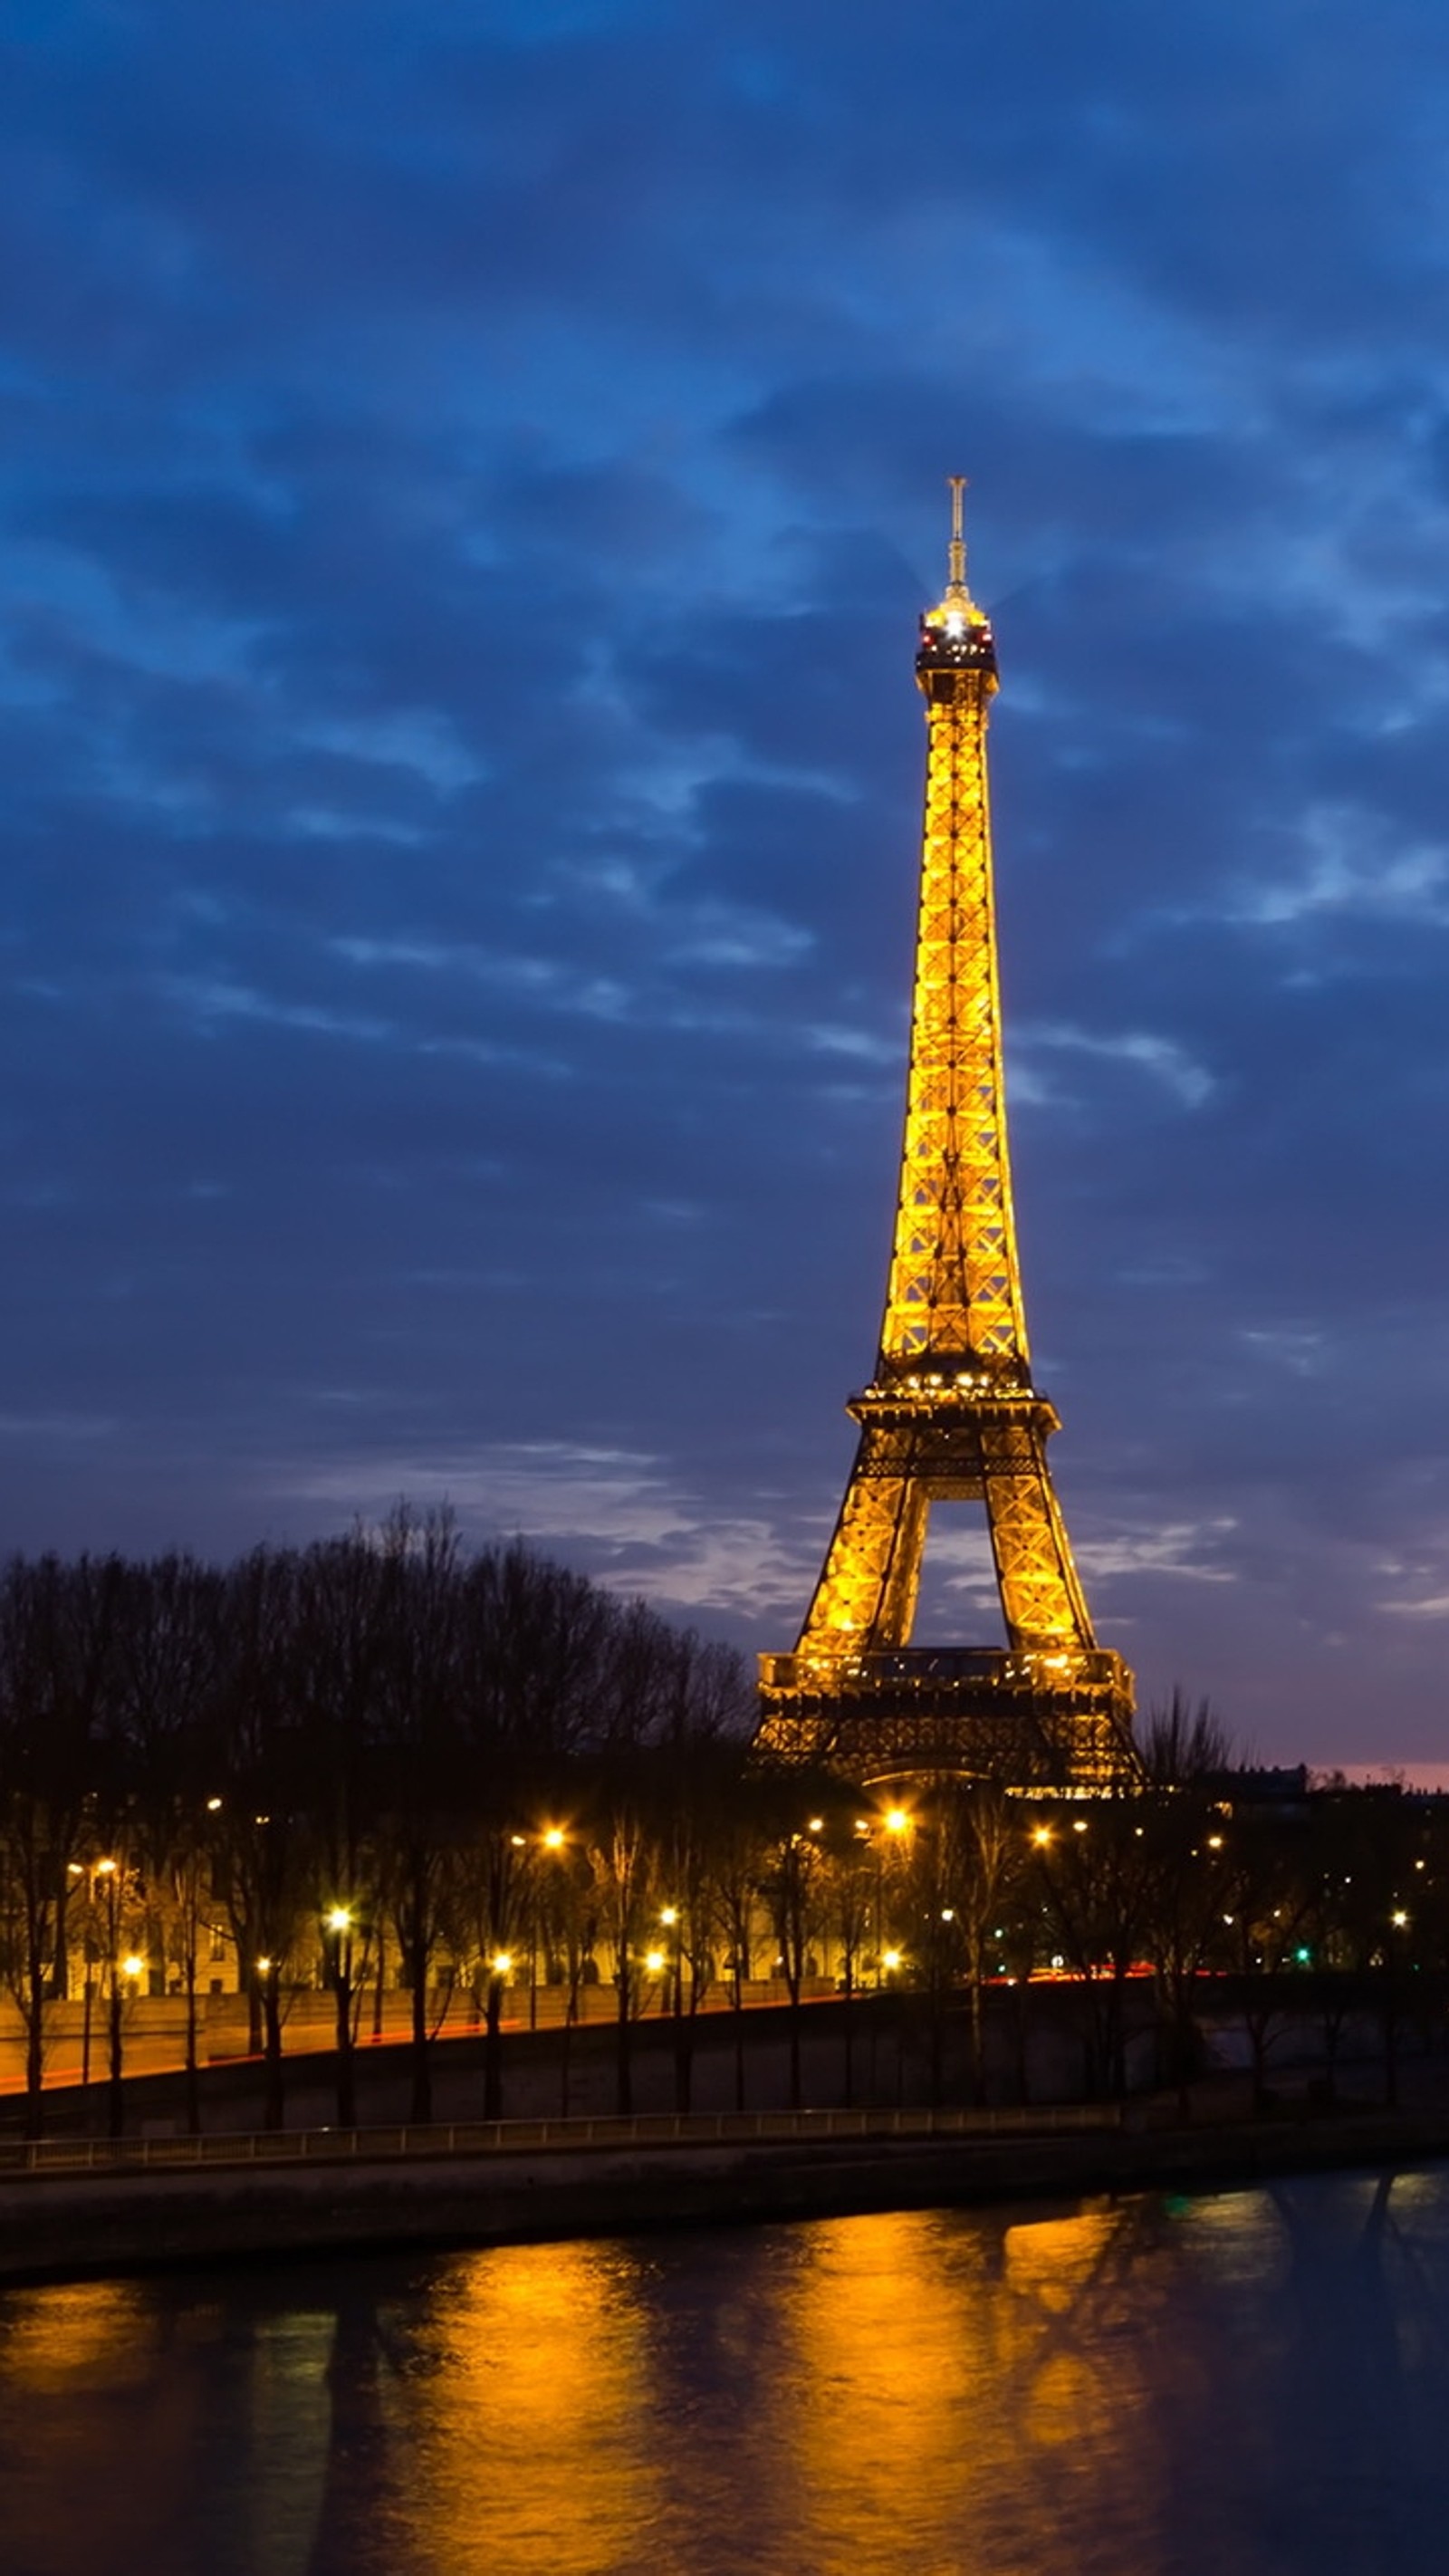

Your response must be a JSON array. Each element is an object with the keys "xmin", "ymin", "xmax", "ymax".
[{"xmin": 754, "ymin": 482, "xmax": 1136, "ymax": 1792}]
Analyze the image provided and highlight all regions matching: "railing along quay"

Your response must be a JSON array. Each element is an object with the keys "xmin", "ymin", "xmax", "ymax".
[{"xmin": 0, "ymin": 2100, "xmax": 1123, "ymax": 2180}]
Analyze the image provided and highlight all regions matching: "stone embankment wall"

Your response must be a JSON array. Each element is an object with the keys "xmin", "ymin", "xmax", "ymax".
[{"xmin": 5, "ymin": 2106, "xmax": 1449, "ymax": 2286}]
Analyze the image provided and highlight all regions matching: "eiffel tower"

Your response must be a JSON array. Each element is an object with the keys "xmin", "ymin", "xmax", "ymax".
[{"xmin": 755, "ymin": 483, "xmax": 1136, "ymax": 1792}]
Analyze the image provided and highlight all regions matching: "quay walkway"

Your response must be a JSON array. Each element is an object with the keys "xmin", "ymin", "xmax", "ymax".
[{"xmin": 0, "ymin": 2097, "xmax": 1123, "ymax": 2179}]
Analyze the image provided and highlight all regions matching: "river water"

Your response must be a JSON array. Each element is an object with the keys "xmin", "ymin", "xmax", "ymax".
[{"xmin": 2, "ymin": 2166, "xmax": 1448, "ymax": 2575}]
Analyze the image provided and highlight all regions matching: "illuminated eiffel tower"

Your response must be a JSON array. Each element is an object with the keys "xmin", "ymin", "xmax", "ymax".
[{"xmin": 755, "ymin": 483, "xmax": 1136, "ymax": 1791}]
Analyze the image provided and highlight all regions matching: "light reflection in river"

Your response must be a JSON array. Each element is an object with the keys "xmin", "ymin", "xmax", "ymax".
[
  {"xmin": 391, "ymin": 2240, "xmax": 667, "ymax": 2574},
  {"xmin": 3, "ymin": 2169, "xmax": 1449, "ymax": 2573}
]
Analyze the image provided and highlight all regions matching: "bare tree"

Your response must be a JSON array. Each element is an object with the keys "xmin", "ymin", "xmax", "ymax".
[
  {"xmin": 1033, "ymin": 1800, "xmax": 1153, "ymax": 2100},
  {"xmin": 371, "ymin": 1509, "xmax": 466, "ymax": 2123},
  {"xmin": 758, "ymin": 1786, "xmax": 829, "ymax": 2111},
  {"xmin": 928, "ymin": 1779, "xmax": 1023, "ymax": 2106},
  {"xmin": 211, "ymin": 1549, "xmax": 315, "ymax": 2129},
  {"xmin": 0, "ymin": 1555, "xmax": 120, "ymax": 2135},
  {"xmin": 104, "ymin": 1554, "xmax": 226, "ymax": 2133}
]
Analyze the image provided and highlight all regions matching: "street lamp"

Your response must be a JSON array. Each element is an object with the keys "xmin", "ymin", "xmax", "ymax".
[
  {"xmin": 89, "ymin": 1860, "xmax": 129, "ymax": 2139},
  {"xmin": 658, "ymin": 1907, "xmax": 685, "ymax": 2017},
  {"xmin": 72, "ymin": 1858, "xmax": 115, "ymax": 2093},
  {"xmin": 533, "ymin": 1826, "xmax": 573, "ymax": 2026}
]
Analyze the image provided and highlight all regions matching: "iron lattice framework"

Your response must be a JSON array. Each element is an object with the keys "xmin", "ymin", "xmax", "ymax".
[{"xmin": 755, "ymin": 482, "xmax": 1136, "ymax": 1792}]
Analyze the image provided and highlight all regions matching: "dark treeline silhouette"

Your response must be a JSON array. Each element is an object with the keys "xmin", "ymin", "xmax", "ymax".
[
  {"xmin": 0, "ymin": 1531, "xmax": 1444, "ymax": 2139},
  {"xmin": 0, "ymin": 1512, "xmax": 753, "ymax": 2137}
]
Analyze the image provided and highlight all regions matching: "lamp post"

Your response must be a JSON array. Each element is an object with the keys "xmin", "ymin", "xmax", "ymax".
[
  {"xmin": 539, "ymin": 1827, "xmax": 576, "ymax": 2110},
  {"xmin": 538, "ymin": 1825, "xmax": 567, "ymax": 2028},
  {"xmin": 91, "ymin": 1857, "xmax": 129, "ymax": 2139},
  {"xmin": 65, "ymin": 1861, "xmax": 91, "ymax": 2095},
  {"xmin": 1383, "ymin": 1906, "xmax": 1408, "ymax": 2108},
  {"xmin": 875, "ymin": 1804, "xmax": 910, "ymax": 1990},
  {"xmin": 659, "ymin": 1906, "xmax": 683, "ymax": 2019},
  {"xmin": 323, "ymin": 1904, "xmax": 357, "ymax": 2128}
]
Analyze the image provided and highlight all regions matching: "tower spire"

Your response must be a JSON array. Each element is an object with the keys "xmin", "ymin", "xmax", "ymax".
[
  {"xmin": 753, "ymin": 486, "xmax": 1135, "ymax": 1793},
  {"xmin": 945, "ymin": 472, "xmax": 968, "ymax": 599}
]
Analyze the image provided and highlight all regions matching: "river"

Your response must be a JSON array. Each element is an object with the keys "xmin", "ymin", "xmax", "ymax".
[{"xmin": 2, "ymin": 2164, "xmax": 1447, "ymax": 2574}]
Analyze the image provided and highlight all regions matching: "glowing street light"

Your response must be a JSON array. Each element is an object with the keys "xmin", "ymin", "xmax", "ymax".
[
  {"xmin": 325, "ymin": 1907, "xmax": 352, "ymax": 1937},
  {"xmin": 884, "ymin": 1808, "xmax": 909, "ymax": 1836},
  {"xmin": 542, "ymin": 1826, "xmax": 566, "ymax": 1851},
  {"xmin": 644, "ymin": 1947, "xmax": 666, "ymax": 1975}
]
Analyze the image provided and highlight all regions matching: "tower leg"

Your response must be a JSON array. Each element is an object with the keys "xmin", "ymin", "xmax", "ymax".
[
  {"xmin": 798, "ymin": 1437, "xmax": 927, "ymax": 1654},
  {"xmin": 980, "ymin": 1416, "xmax": 1095, "ymax": 1652}
]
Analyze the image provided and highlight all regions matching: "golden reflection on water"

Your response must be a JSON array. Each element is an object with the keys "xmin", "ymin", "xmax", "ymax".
[
  {"xmin": 390, "ymin": 2239, "xmax": 665, "ymax": 2576},
  {"xmin": 770, "ymin": 2206, "xmax": 1163, "ymax": 2572},
  {"xmin": 0, "ymin": 2278, "xmax": 149, "ymax": 2390},
  {"xmin": 0, "ymin": 2279, "xmax": 202, "ymax": 2570},
  {"xmin": 1, "ymin": 2174, "xmax": 1447, "ymax": 2574}
]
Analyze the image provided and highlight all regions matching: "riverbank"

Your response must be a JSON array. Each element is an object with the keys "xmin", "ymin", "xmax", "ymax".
[
  {"xmin": 0, "ymin": 1983, "xmax": 1151, "ymax": 2139},
  {"xmin": 3, "ymin": 2096, "xmax": 1448, "ymax": 2286}
]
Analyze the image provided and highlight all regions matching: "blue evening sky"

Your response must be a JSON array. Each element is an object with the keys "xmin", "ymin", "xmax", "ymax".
[{"xmin": 6, "ymin": 0, "xmax": 1449, "ymax": 1766}]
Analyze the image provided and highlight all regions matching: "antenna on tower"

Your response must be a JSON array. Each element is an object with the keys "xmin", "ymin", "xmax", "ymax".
[{"xmin": 946, "ymin": 474, "xmax": 968, "ymax": 595}]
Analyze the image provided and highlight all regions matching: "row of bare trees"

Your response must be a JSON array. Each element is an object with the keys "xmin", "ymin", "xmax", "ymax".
[
  {"xmin": 1024, "ymin": 1713, "xmax": 1448, "ymax": 2110},
  {"xmin": 0, "ymin": 1522, "xmax": 1443, "ymax": 2136},
  {"xmin": 0, "ymin": 1515, "xmax": 755, "ymax": 2134}
]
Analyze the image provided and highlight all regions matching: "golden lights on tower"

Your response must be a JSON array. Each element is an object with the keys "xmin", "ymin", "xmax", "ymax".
[{"xmin": 755, "ymin": 480, "xmax": 1135, "ymax": 1790}]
